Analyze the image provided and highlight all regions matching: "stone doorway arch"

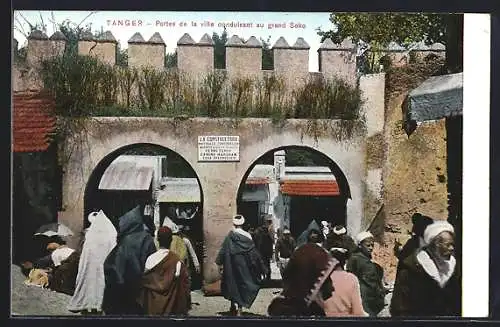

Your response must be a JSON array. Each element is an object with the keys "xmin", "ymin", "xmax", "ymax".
[
  {"xmin": 83, "ymin": 142, "xmax": 205, "ymax": 289},
  {"xmin": 236, "ymin": 145, "xmax": 351, "ymax": 237}
]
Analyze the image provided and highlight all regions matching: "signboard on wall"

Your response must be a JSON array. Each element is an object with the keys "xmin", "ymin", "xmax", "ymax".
[{"xmin": 198, "ymin": 136, "xmax": 240, "ymax": 162}]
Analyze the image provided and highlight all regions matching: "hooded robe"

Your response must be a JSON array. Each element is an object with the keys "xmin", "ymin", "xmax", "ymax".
[
  {"xmin": 136, "ymin": 250, "xmax": 190, "ymax": 315},
  {"xmin": 102, "ymin": 206, "xmax": 156, "ymax": 315},
  {"xmin": 390, "ymin": 250, "xmax": 460, "ymax": 317},
  {"xmin": 346, "ymin": 249, "xmax": 386, "ymax": 316},
  {"xmin": 267, "ymin": 243, "xmax": 338, "ymax": 317},
  {"xmin": 215, "ymin": 228, "xmax": 266, "ymax": 308},
  {"xmin": 67, "ymin": 210, "xmax": 117, "ymax": 313},
  {"xmin": 296, "ymin": 220, "xmax": 321, "ymax": 248}
]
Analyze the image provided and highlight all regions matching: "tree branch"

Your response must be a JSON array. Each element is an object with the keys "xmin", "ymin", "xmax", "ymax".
[
  {"xmin": 49, "ymin": 11, "xmax": 58, "ymax": 32},
  {"xmin": 76, "ymin": 11, "xmax": 98, "ymax": 28},
  {"xmin": 14, "ymin": 15, "xmax": 30, "ymax": 38},
  {"xmin": 17, "ymin": 12, "xmax": 34, "ymax": 31},
  {"xmin": 38, "ymin": 11, "xmax": 46, "ymax": 33}
]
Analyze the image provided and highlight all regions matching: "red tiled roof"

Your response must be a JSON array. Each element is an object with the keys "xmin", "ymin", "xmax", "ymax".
[
  {"xmin": 245, "ymin": 177, "xmax": 270, "ymax": 185},
  {"xmin": 13, "ymin": 91, "xmax": 56, "ymax": 152},
  {"xmin": 280, "ymin": 180, "xmax": 340, "ymax": 196}
]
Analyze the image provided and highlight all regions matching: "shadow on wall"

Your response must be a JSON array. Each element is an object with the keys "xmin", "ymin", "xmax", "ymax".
[{"xmin": 367, "ymin": 204, "xmax": 386, "ymax": 245}]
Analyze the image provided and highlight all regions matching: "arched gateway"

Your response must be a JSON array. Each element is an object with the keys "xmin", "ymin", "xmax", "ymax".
[{"xmin": 58, "ymin": 117, "xmax": 383, "ymax": 284}]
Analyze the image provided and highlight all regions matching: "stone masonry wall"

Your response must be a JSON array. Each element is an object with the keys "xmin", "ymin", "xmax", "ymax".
[{"xmin": 373, "ymin": 93, "xmax": 448, "ymax": 282}]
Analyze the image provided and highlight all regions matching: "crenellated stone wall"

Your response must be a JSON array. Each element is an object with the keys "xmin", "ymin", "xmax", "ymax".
[
  {"xmin": 18, "ymin": 30, "xmax": 361, "ymax": 94},
  {"xmin": 16, "ymin": 29, "xmax": 446, "ymax": 80},
  {"xmin": 370, "ymin": 41, "xmax": 446, "ymax": 68}
]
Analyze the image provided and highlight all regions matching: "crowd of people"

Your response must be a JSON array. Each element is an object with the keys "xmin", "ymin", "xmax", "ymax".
[
  {"xmin": 19, "ymin": 207, "xmax": 460, "ymax": 318},
  {"xmin": 217, "ymin": 213, "xmax": 460, "ymax": 318},
  {"xmin": 22, "ymin": 205, "xmax": 200, "ymax": 316}
]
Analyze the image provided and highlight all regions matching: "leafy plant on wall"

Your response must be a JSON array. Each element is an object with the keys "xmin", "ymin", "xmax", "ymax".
[{"xmin": 317, "ymin": 13, "xmax": 448, "ymax": 73}]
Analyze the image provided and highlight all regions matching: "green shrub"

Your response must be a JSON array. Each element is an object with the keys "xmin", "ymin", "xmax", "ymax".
[
  {"xmin": 137, "ymin": 67, "xmax": 166, "ymax": 112},
  {"xmin": 117, "ymin": 66, "xmax": 137, "ymax": 108},
  {"xmin": 293, "ymin": 76, "xmax": 362, "ymax": 119},
  {"xmin": 198, "ymin": 71, "xmax": 227, "ymax": 117},
  {"xmin": 255, "ymin": 73, "xmax": 285, "ymax": 117},
  {"xmin": 230, "ymin": 77, "xmax": 254, "ymax": 117},
  {"xmin": 40, "ymin": 54, "xmax": 105, "ymax": 116},
  {"xmin": 39, "ymin": 54, "xmax": 363, "ymax": 120}
]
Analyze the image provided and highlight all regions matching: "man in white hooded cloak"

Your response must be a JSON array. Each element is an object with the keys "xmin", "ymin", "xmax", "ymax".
[{"xmin": 67, "ymin": 210, "xmax": 117, "ymax": 314}]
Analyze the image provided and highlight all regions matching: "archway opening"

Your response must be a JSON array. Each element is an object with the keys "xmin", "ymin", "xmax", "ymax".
[
  {"xmin": 235, "ymin": 145, "xmax": 351, "ymax": 281},
  {"xmin": 84, "ymin": 143, "xmax": 204, "ymax": 290}
]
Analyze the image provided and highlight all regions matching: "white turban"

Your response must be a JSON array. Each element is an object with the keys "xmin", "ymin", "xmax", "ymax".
[
  {"xmin": 233, "ymin": 215, "xmax": 245, "ymax": 226},
  {"xmin": 162, "ymin": 216, "xmax": 180, "ymax": 234},
  {"xmin": 333, "ymin": 225, "xmax": 347, "ymax": 235},
  {"xmin": 88, "ymin": 211, "xmax": 99, "ymax": 224},
  {"xmin": 355, "ymin": 231, "xmax": 374, "ymax": 245},
  {"xmin": 423, "ymin": 220, "xmax": 454, "ymax": 246},
  {"xmin": 51, "ymin": 247, "xmax": 75, "ymax": 267}
]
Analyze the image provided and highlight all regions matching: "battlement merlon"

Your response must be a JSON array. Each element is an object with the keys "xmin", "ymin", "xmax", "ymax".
[
  {"xmin": 225, "ymin": 35, "xmax": 262, "ymax": 79},
  {"xmin": 317, "ymin": 37, "xmax": 357, "ymax": 86},
  {"xmin": 77, "ymin": 30, "xmax": 118, "ymax": 66},
  {"xmin": 127, "ymin": 32, "xmax": 166, "ymax": 69},
  {"xmin": 26, "ymin": 30, "xmax": 67, "ymax": 67},
  {"xmin": 177, "ymin": 33, "xmax": 214, "ymax": 76}
]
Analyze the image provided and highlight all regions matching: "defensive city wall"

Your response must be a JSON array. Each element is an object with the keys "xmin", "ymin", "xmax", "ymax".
[
  {"xmin": 12, "ymin": 29, "xmax": 445, "ymax": 284},
  {"xmin": 13, "ymin": 29, "xmax": 445, "ymax": 94}
]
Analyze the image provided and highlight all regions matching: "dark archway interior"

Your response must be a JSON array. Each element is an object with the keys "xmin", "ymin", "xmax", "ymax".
[
  {"xmin": 83, "ymin": 143, "xmax": 204, "ymax": 289},
  {"xmin": 84, "ymin": 144, "xmax": 199, "ymax": 223},
  {"xmin": 12, "ymin": 143, "xmax": 62, "ymax": 263},
  {"xmin": 288, "ymin": 196, "xmax": 347, "ymax": 238},
  {"xmin": 236, "ymin": 145, "xmax": 351, "ymax": 238}
]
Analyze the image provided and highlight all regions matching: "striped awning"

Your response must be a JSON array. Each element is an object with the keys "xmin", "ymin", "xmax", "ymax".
[
  {"xmin": 280, "ymin": 179, "xmax": 340, "ymax": 196},
  {"xmin": 246, "ymin": 177, "xmax": 270, "ymax": 185}
]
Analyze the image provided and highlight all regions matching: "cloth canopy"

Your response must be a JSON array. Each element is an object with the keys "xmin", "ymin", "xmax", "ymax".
[
  {"xmin": 402, "ymin": 72, "xmax": 463, "ymax": 135},
  {"xmin": 34, "ymin": 222, "xmax": 74, "ymax": 237}
]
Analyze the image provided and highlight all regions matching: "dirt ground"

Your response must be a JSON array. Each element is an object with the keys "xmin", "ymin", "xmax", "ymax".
[{"xmin": 11, "ymin": 262, "xmax": 392, "ymax": 317}]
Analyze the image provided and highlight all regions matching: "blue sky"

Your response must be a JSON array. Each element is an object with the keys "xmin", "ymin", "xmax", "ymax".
[{"xmin": 13, "ymin": 11, "xmax": 334, "ymax": 72}]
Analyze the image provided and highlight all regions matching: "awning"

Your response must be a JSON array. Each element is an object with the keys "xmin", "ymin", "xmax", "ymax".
[
  {"xmin": 402, "ymin": 72, "xmax": 463, "ymax": 135},
  {"xmin": 245, "ymin": 177, "xmax": 270, "ymax": 185},
  {"xmin": 157, "ymin": 178, "xmax": 201, "ymax": 203},
  {"xmin": 99, "ymin": 161, "xmax": 154, "ymax": 190},
  {"xmin": 241, "ymin": 184, "xmax": 269, "ymax": 202},
  {"xmin": 280, "ymin": 180, "xmax": 340, "ymax": 196}
]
